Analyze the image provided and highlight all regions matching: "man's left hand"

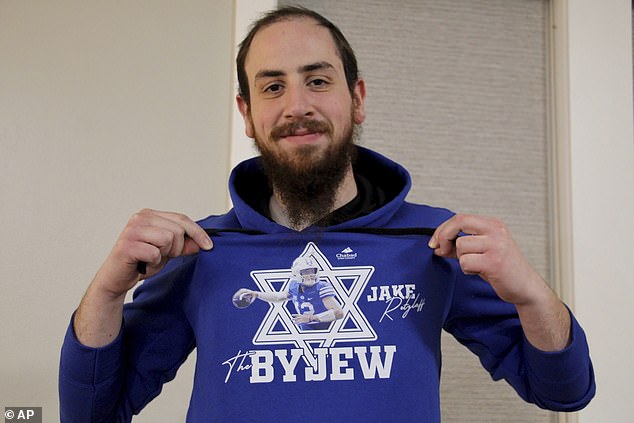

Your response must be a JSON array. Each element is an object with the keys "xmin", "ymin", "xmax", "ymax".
[{"xmin": 428, "ymin": 213, "xmax": 544, "ymax": 306}]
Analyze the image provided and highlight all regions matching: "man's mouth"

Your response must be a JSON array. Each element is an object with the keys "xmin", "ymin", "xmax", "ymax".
[
  {"xmin": 270, "ymin": 119, "xmax": 331, "ymax": 143},
  {"xmin": 282, "ymin": 128, "xmax": 322, "ymax": 144},
  {"xmin": 289, "ymin": 127, "xmax": 312, "ymax": 136}
]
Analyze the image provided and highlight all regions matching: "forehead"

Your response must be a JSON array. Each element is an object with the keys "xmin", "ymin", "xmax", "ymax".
[{"xmin": 245, "ymin": 17, "xmax": 343, "ymax": 78}]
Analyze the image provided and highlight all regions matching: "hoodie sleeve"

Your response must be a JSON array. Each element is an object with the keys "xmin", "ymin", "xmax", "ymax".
[
  {"xmin": 59, "ymin": 315, "xmax": 126, "ymax": 423},
  {"xmin": 443, "ymin": 266, "xmax": 595, "ymax": 411},
  {"xmin": 58, "ymin": 256, "xmax": 197, "ymax": 423}
]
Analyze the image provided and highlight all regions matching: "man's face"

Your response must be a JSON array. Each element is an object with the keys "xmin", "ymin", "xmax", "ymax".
[{"xmin": 237, "ymin": 17, "xmax": 366, "ymax": 170}]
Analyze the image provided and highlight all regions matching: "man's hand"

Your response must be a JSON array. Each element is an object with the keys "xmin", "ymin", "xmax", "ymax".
[
  {"xmin": 429, "ymin": 213, "xmax": 571, "ymax": 351},
  {"xmin": 95, "ymin": 209, "xmax": 213, "ymax": 297},
  {"xmin": 74, "ymin": 209, "xmax": 213, "ymax": 347},
  {"xmin": 428, "ymin": 213, "xmax": 541, "ymax": 305}
]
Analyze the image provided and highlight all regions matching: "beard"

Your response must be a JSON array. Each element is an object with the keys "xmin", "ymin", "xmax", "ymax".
[{"xmin": 253, "ymin": 115, "xmax": 358, "ymax": 229}]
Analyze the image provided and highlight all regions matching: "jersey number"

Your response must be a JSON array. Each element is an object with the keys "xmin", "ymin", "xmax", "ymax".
[{"xmin": 300, "ymin": 302, "xmax": 314, "ymax": 315}]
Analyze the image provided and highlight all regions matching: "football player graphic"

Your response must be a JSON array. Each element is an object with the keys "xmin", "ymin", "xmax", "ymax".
[{"xmin": 233, "ymin": 256, "xmax": 343, "ymax": 330}]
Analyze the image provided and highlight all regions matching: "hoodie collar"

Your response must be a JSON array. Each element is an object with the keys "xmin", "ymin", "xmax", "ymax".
[{"xmin": 228, "ymin": 146, "xmax": 412, "ymax": 233}]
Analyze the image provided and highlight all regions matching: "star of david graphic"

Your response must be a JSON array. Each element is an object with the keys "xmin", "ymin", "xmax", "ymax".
[{"xmin": 250, "ymin": 242, "xmax": 376, "ymax": 367}]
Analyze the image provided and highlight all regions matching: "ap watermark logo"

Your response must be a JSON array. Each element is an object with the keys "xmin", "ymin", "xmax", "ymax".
[{"xmin": 4, "ymin": 407, "xmax": 41, "ymax": 423}]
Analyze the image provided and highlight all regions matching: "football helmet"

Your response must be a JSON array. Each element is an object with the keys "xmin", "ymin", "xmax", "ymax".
[{"xmin": 291, "ymin": 256, "xmax": 320, "ymax": 287}]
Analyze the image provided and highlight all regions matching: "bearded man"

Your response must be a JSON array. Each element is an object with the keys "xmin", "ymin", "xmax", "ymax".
[{"xmin": 59, "ymin": 6, "xmax": 595, "ymax": 423}]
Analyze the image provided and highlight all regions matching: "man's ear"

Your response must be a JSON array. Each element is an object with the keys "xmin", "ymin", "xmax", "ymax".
[
  {"xmin": 352, "ymin": 79, "xmax": 366, "ymax": 125},
  {"xmin": 236, "ymin": 94, "xmax": 254, "ymax": 138}
]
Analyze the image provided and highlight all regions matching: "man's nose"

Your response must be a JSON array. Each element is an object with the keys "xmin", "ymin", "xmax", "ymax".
[{"xmin": 283, "ymin": 86, "xmax": 314, "ymax": 119}]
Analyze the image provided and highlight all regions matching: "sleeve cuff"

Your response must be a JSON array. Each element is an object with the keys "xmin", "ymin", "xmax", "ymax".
[
  {"xmin": 522, "ymin": 307, "xmax": 595, "ymax": 408},
  {"xmin": 59, "ymin": 312, "xmax": 124, "ymax": 386}
]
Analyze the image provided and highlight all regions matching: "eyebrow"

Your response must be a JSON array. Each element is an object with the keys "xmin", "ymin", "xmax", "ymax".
[
  {"xmin": 300, "ymin": 61, "xmax": 334, "ymax": 73},
  {"xmin": 254, "ymin": 61, "xmax": 336, "ymax": 82}
]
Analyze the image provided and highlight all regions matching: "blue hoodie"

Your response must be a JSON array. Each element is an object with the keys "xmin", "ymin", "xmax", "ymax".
[{"xmin": 59, "ymin": 147, "xmax": 595, "ymax": 422}]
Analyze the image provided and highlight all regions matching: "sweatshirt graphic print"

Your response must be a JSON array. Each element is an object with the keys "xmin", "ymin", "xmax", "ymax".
[
  {"xmin": 184, "ymin": 230, "xmax": 451, "ymax": 422},
  {"xmin": 223, "ymin": 240, "xmax": 418, "ymax": 384}
]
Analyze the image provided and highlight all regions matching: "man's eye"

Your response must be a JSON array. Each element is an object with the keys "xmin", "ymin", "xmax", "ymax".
[
  {"xmin": 264, "ymin": 83, "xmax": 283, "ymax": 93},
  {"xmin": 309, "ymin": 78, "xmax": 329, "ymax": 87}
]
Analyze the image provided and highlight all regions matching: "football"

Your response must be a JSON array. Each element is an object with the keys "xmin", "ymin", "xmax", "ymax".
[{"xmin": 232, "ymin": 289, "xmax": 255, "ymax": 309}]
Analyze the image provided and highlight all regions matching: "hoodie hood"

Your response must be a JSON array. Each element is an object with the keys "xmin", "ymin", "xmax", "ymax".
[{"xmin": 228, "ymin": 146, "xmax": 411, "ymax": 232}]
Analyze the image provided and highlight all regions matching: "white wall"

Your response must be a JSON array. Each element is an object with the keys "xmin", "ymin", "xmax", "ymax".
[
  {"xmin": 229, "ymin": 0, "xmax": 277, "ymax": 173},
  {"xmin": 0, "ymin": 1, "xmax": 233, "ymax": 421},
  {"xmin": 564, "ymin": 1, "xmax": 634, "ymax": 422}
]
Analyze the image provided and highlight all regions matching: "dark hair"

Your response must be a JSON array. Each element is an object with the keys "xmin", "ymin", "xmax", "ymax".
[{"xmin": 236, "ymin": 6, "xmax": 359, "ymax": 106}]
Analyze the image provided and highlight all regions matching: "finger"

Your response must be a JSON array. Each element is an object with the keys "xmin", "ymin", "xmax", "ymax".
[
  {"xmin": 124, "ymin": 224, "xmax": 179, "ymax": 257},
  {"xmin": 149, "ymin": 210, "xmax": 213, "ymax": 251},
  {"xmin": 128, "ymin": 211, "xmax": 181, "ymax": 256},
  {"xmin": 429, "ymin": 214, "xmax": 500, "ymax": 256},
  {"xmin": 431, "ymin": 214, "xmax": 501, "ymax": 242},
  {"xmin": 453, "ymin": 232, "xmax": 487, "ymax": 275},
  {"xmin": 455, "ymin": 234, "xmax": 490, "ymax": 256},
  {"xmin": 458, "ymin": 253, "xmax": 485, "ymax": 275},
  {"xmin": 452, "ymin": 214, "xmax": 501, "ymax": 234},
  {"xmin": 428, "ymin": 215, "xmax": 462, "ymax": 252},
  {"xmin": 139, "ymin": 209, "xmax": 213, "ymax": 257},
  {"xmin": 122, "ymin": 223, "xmax": 187, "ymax": 275},
  {"xmin": 131, "ymin": 209, "xmax": 213, "ymax": 252},
  {"xmin": 119, "ymin": 238, "xmax": 163, "ymax": 277},
  {"xmin": 132, "ymin": 234, "xmax": 202, "ymax": 276},
  {"xmin": 180, "ymin": 237, "xmax": 207, "ymax": 257}
]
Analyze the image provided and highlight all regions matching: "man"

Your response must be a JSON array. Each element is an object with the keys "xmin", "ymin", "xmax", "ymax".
[
  {"xmin": 234, "ymin": 255, "xmax": 344, "ymax": 330},
  {"xmin": 59, "ymin": 6, "xmax": 595, "ymax": 422}
]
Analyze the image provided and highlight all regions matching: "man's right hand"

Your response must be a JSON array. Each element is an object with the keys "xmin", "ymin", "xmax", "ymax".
[
  {"xmin": 73, "ymin": 209, "xmax": 213, "ymax": 347},
  {"xmin": 95, "ymin": 209, "xmax": 213, "ymax": 297}
]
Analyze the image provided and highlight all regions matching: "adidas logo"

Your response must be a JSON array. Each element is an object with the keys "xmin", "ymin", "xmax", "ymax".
[{"xmin": 336, "ymin": 247, "xmax": 357, "ymax": 260}]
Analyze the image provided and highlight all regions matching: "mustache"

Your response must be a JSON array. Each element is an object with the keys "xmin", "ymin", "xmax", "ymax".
[{"xmin": 269, "ymin": 118, "xmax": 333, "ymax": 141}]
